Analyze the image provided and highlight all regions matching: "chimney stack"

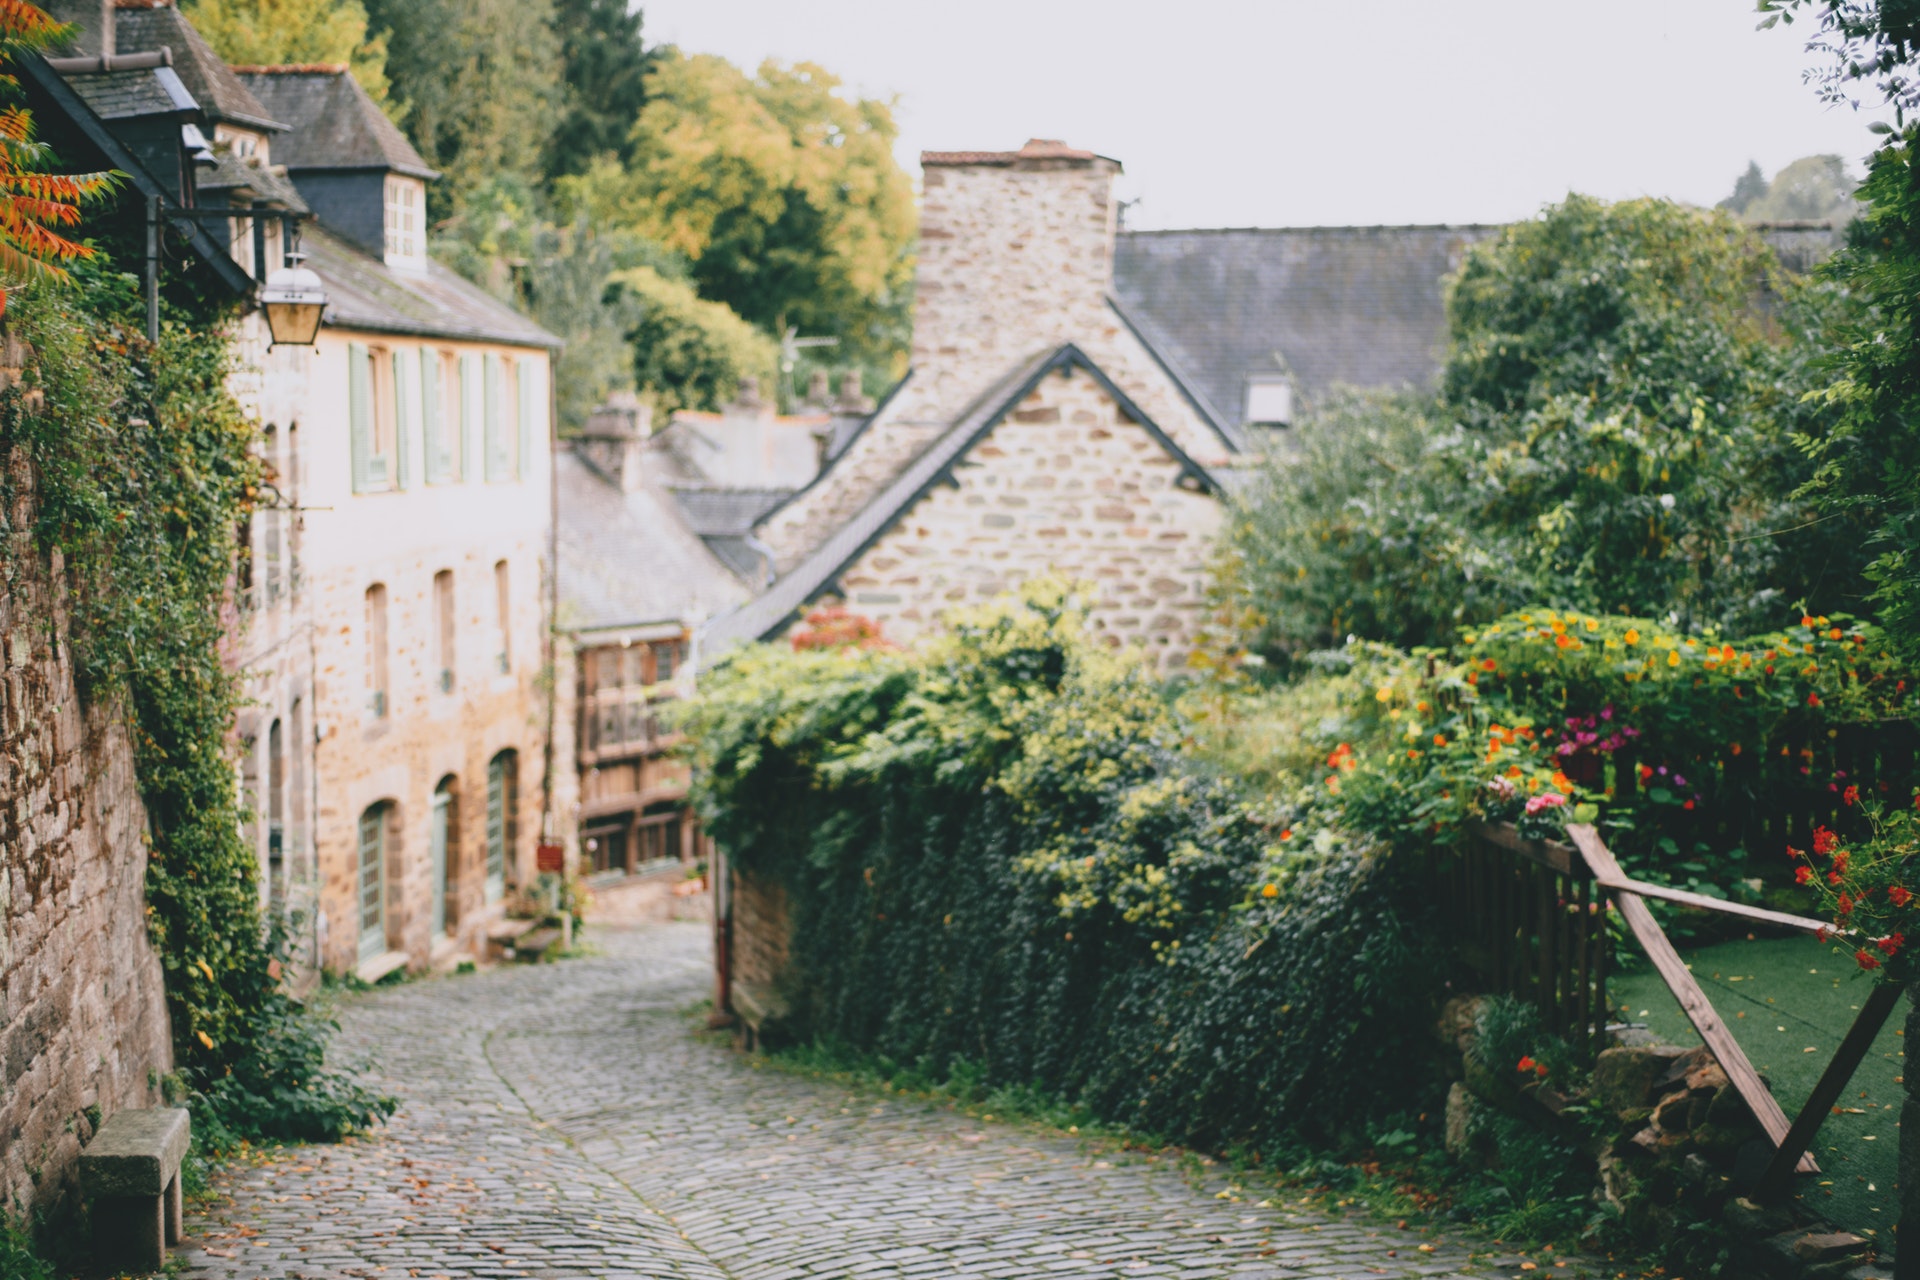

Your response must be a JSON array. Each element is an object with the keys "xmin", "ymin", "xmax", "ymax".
[
  {"xmin": 100, "ymin": 0, "xmax": 114, "ymax": 56},
  {"xmin": 582, "ymin": 390, "xmax": 651, "ymax": 494},
  {"xmin": 905, "ymin": 139, "xmax": 1121, "ymax": 424}
]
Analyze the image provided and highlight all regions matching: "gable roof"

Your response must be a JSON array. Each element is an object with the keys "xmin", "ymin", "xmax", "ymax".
[
  {"xmin": 16, "ymin": 52, "xmax": 254, "ymax": 298},
  {"xmin": 702, "ymin": 344, "xmax": 1219, "ymax": 656},
  {"xmin": 60, "ymin": 62, "xmax": 195, "ymax": 119},
  {"xmin": 114, "ymin": 3, "xmax": 285, "ymax": 132},
  {"xmin": 301, "ymin": 223, "xmax": 558, "ymax": 348},
  {"xmin": 237, "ymin": 67, "xmax": 437, "ymax": 178},
  {"xmin": 1111, "ymin": 225, "xmax": 1498, "ymax": 420}
]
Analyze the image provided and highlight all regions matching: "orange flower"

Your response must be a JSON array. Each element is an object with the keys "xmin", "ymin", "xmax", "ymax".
[{"xmin": 1261, "ymin": 883, "xmax": 1279, "ymax": 899}]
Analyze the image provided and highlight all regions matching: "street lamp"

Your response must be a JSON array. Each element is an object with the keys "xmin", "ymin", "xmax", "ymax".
[{"xmin": 260, "ymin": 251, "xmax": 326, "ymax": 348}]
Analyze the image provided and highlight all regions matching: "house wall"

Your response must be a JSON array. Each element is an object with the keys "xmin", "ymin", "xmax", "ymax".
[
  {"xmin": 248, "ymin": 326, "xmax": 554, "ymax": 976},
  {"xmin": 827, "ymin": 364, "xmax": 1218, "ymax": 665},
  {"xmin": 0, "ymin": 441, "xmax": 171, "ymax": 1223},
  {"xmin": 290, "ymin": 170, "xmax": 388, "ymax": 260}
]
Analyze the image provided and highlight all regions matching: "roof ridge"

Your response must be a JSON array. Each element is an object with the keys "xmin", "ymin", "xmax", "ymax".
[{"xmin": 229, "ymin": 63, "xmax": 350, "ymax": 74}]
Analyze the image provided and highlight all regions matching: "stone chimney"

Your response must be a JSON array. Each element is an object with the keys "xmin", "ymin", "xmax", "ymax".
[
  {"xmin": 906, "ymin": 139, "xmax": 1122, "ymax": 424},
  {"xmin": 580, "ymin": 390, "xmax": 651, "ymax": 494},
  {"xmin": 834, "ymin": 371, "xmax": 873, "ymax": 415},
  {"xmin": 804, "ymin": 369, "xmax": 830, "ymax": 409}
]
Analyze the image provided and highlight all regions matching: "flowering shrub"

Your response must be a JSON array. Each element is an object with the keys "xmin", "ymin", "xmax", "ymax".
[
  {"xmin": 1793, "ymin": 798, "xmax": 1920, "ymax": 979},
  {"xmin": 789, "ymin": 606, "xmax": 897, "ymax": 652}
]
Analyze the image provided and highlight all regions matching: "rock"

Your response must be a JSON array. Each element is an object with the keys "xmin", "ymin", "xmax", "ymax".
[
  {"xmin": 1794, "ymin": 1233, "xmax": 1873, "ymax": 1264},
  {"xmin": 1435, "ymin": 994, "xmax": 1484, "ymax": 1055},
  {"xmin": 1707, "ymin": 1082, "xmax": 1756, "ymax": 1127},
  {"xmin": 1721, "ymin": 1195, "xmax": 1794, "ymax": 1238},
  {"xmin": 1593, "ymin": 1045, "xmax": 1689, "ymax": 1112},
  {"xmin": 1614, "ymin": 1106, "xmax": 1654, "ymax": 1143},
  {"xmin": 1686, "ymin": 1061, "xmax": 1731, "ymax": 1094},
  {"xmin": 1732, "ymin": 1136, "xmax": 1774, "ymax": 1190},
  {"xmin": 1652, "ymin": 1088, "xmax": 1695, "ymax": 1133},
  {"xmin": 1443, "ymin": 1081, "xmax": 1480, "ymax": 1164}
]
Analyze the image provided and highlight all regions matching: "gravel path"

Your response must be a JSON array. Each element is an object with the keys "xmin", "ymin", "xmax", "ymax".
[{"xmin": 177, "ymin": 921, "xmax": 1570, "ymax": 1280}]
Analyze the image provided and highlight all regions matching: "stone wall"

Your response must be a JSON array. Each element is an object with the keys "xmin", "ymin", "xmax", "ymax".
[
  {"xmin": 828, "ymin": 364, "xmax": 1221, "ymax": 666},
  {"xmin": 728, "ymin": 867, "xmax": 791, "ymax": 1040},
  {"xmin": 0, "ymin": 447, "xmax": 172, "ymax": 1224}
]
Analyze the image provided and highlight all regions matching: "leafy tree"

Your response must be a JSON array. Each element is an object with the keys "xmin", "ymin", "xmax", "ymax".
[
  {"xmin": 1741, "ymin": 153, "xmax": 1858, "ymax": 222},
  {"xmin": 182, "ymin": 0, "xmax": 391, "ymax": 106},
  {"xmin": 1226, "ymin": 196, "xmax": 1866, "ymax": 658},
  {"xmin": 614, "ymin": 262, "xmax": 779, "ymax": 415},
  {"xmin": 576, "ymin": 52, "xmax": 914, "ymax": 364},
  {"xmin": 1719, "ymin": 159, "xmax": 1770, "ymax": 214},
  {"xmin": 362, "ymin": 0, "xmax": 561, "ymax": 214},
  {"xmin": 545, "ymin": 0, "xmax": 650, "ymax": 182}
]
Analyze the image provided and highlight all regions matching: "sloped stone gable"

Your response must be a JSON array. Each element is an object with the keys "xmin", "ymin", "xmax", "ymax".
[{"xmin": 829, "ymin": 366, "xmax": 1219, "ymax": 667}]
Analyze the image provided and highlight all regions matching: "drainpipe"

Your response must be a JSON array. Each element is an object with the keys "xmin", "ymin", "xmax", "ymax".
[{"xmin": 541, "ymin": 349, "xmax": 559, "ymax": 852}]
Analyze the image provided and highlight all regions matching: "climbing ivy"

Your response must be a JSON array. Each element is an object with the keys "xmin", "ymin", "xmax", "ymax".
[
  {"xmin": 2, "ymin": 260, "xmax": 389, "ymax": 1142},
  {"xmin": 682, "ymin": 580, "xmax": 1444, "ymax": 1156}
]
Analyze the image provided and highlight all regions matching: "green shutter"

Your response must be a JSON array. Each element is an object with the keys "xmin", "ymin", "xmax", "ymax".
[
  {"xmin": 392, "ymin": 348, "xmax": 415, "ymax": 490},
  {"xmin": 460, "ymin": 354, "xmax": 480, "ymax": 482},
  {"xmin": 421, "ymin": 347, "xmax": 445, "ymax": 483},
  {"xmin": 349, "ymin": 342, "xmax": 374, "ymax": 492},
  {"xmin": 483, "ymin": 353, "xmax": 506, "ymax": 482},
  {"xmin": 517, "ymin": 356, "xmax": 540, "ymax": 481}
]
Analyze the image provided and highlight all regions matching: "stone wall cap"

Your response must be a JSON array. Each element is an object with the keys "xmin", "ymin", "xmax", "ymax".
[
  {"xmin": 79, "ymin": 1107, "xmax": 189, "ymax": 1196},
  {"xmin": 922, "ymin": 138, "xmax": 1119, "ymax": 171}
]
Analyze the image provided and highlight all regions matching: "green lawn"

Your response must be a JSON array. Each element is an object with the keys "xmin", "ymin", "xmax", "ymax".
[{"xmin": 1611, "ymin": 935, "xmax": 1905, "ymax": 1242}]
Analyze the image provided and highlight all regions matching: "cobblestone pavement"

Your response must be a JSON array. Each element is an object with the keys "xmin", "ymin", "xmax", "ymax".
[{"xmin": 179, "ymin": 922, "xmax": 1587, "ymax": 1280}]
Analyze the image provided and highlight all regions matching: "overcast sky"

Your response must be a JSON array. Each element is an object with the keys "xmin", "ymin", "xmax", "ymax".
[{"xmin": 639, "ymin": 0, "xmax": 1894, "ymax": 230}]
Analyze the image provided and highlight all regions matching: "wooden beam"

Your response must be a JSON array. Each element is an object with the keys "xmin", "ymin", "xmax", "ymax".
[
  {"xmin": 1566, "ymin": 824, "xmax": 1818, "ymax": 1175},
  {"xmin": 1755, "ymin": 980, "xmax": 1902, "ymax": 1201},
  {"xmin": 1592, "ymin": 879, "xmax": 1830, "ymax": 935},
  {"xmin": 1469, "ymin": 821, "xmax": 1576, "ymax": 875}
]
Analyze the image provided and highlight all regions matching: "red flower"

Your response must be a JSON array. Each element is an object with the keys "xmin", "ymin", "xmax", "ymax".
[
  {"xmin": 1890, "ymin": 886, "xmax": 1912, "ymax": 908},
  {"xmin": 1857, "ymin": 949, "xmax": 1882, "ymax": 971},
  {"xmin": 1813, "ymin": 826, "xmax": 1840, "ymax": 856},
  {"xmin": 1795, "ymin": 865, "xmax": 1814, "ymax": 885},
  {"xmin": 1808, "ymin": 692, "xmax": 1823, "ymax": 707},
  {"xmin": 1833, "ymin": 852, "xmax": 1850, "ymax": 876},
  {"xmin": 1839, "ymin": 893, "xmax": 1855, "ymax": 915},
  {"xmin": 1829, "ymin": 870, "xmax": 1845, "ymax": 885},
  {"xmin": 1844, "ymin": 785, "xmax": 1861, "ymax": 807},
  {"xmin": 1787, "ymin": 845, "xmax": 1807, "ymax": 861},
  {"xmin": 1877, "ymin": 932, "xmax": 1906, "ymax": 956},
  {"xmin": 1683, "ymin": 799, "xmax": 1695, "ymax": 810},
  {"xmin": 1817, "ymin": 926, "xmax": 1831, "ymax": 943},
  {"xmin": 1516, "ymin": 1055, "xmax": 1537, "ymax": 1073}
]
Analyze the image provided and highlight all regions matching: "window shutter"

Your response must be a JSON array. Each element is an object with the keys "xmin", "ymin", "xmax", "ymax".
[
  {"xmin": 420, "ymin": 347, "xmax": 445, "ymax": 483},
  {"xmin": 392, "ymin": 348, "xmax": 416, "ymax": 490},
  {"xmin": 349, "ymin": 342, "xmax": 373, "ymax": 493},
  {"xmin": 516, "ymin": 356, "xmax": 541, "ymax": 481},
  {"xmin": 460, "ymin": 354, "xmax": 481, "ymax": 483},
  {"xmin": 484, "ymin": 352, "xmax": 505, "ymax": 481}
]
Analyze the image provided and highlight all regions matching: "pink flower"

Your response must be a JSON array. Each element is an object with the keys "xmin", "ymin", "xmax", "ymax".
[{"xmin": 1524, "ymin": 793, "xmax": 1567, "ymax": 816}]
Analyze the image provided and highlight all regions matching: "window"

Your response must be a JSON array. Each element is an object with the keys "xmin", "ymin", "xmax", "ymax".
[
  {"xmin": 357, "ymin": 802, "xmax": 391, "ymax": 963},
  {"xmin": 267, "ymin": 718, "xmax": 284, "ymax": 904},
  {"xmin": 637, "ymin": 808, "xmax": 683, "ymax": 866},
  {"xmin": 516, "ymin": 355, "xmax": 543, "ymax": 482},
  {"xmin": 485, "ymin": 751, "xmax": 517, "ymax": 903},
  {"xmin": 430, "ymin": 778, "xmax": 458, "ymax": 936},
  {"xmin": 365, "ymin": 583, "xmax": 389, "ymax": 718},
  {"xmin": 434, "ymin": 570, "xmax": 455, "ymax": 692},
  {"xmin": 424, "ymin": 349, "xmax": 459, "ymax": 482},
  {"xmin": 459, "ymin": 355, "xmax": 481, "ymax": 483},
  {"xmin": 652, "ymin": 639, "xmax": 684, "ymax": 684},
  {"xmin": 582, "ymin": 643, "xmax": 671, "ymax": 756},
  {"xmin": 1243, "ymin": 375, "xmax": 1293, "ymax": 427},
  {"xmin": 262, "ymin": 425, "xmax": 283, "ymax": 602},
  {"xmin": 384, "ymin": 176, "xmax": 424, "ymax": 266},
  {"xmin": 493, "ymin": 560, "xmax": 512, "ymax": 674},
  {"xmin": 349, "ymin": 344, "xmax": 393, "ymax": 492},
  {"xmin": 483, "ymin": 353, "xmax": 516, "ymax": 482}
]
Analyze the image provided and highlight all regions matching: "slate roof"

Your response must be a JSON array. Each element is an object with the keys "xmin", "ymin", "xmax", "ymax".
[
  {"xmin": 1111, "ymin": 225, "xmax": 1499, "ymax": 422},
  {"xmin": 557, "ymin": 450, "xmax": 751, "ymax": 635},
  {"xmin": 669, "ymin": 487, "xmax": 793, "ymax": 537},
  {"xmin": 198, "ymin": 150, "xmax": 309, "ymax": 210},
  {"xmin": 303, "ymin": 223, "xmax": 558, "ymax": 348},
  {"xmin": 114, "ymin": 4, "xmax": 284, "ymax": 132},
  {"xmin": 238, "ymin": 68, "xmax": 437, "ymax": 178},
  {"xmin": 701, "ymin": 345, "xmax": 1220, "ymax": 655},
  {"xmin": 62, "ymin": 63, "xmax": 195, "ymax": 119}
]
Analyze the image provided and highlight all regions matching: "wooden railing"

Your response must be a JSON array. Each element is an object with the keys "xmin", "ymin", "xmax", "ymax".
[{"xmin": 1448, "ymin": 820, "xmax": 1884, "ymax": 1187}]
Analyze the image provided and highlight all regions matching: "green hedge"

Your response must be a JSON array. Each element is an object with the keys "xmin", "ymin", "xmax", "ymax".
[{"xmin": 684, "ymin": 582, "xmax": 1444, "ymax": 1153}]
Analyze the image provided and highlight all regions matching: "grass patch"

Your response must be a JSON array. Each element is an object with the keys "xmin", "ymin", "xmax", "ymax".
[{"xmin": 1612, "ymin": 935, "xmax": 1902, "ymax": 1242}]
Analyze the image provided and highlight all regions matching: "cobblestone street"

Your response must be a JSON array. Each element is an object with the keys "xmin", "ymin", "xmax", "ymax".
[{"xmin": 178, "ymin": 922, "xmax": 1578, "ymax": 1280}]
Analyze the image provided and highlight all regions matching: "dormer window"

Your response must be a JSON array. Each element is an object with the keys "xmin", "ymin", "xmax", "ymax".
[
  {"xmin": 384, "ymin": 175, "xmax": 425, "ymax": 270},
  {"xmin": 1244, "ymin": 374, "xmax": 1293, "ymax": 427}
]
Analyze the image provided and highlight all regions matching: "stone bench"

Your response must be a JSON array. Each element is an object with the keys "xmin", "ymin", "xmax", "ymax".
[{"xmin": 79, "ymin": 1107, "xmax": 188, "ymax": 1273}]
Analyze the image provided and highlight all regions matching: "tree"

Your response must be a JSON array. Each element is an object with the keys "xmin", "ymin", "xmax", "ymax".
[
  {"xmin": 362, "ymin": 0, "xmax": 561, "ymax": 215},
  {"xmin": 545, "ymin": 0, "xmax": 650, "ymax": 182},
  {"xmin": 613, "ymin": 263, "xmax": 778, "ymax": 416},
  {"xmin": 1719, "ymin": 159, "xmax": 1770, "ymax": 214},
  {"xmin": 182, "ymin": 0, "xmax": 391, "ymax": 106},
  {"xmin": 1225, "ymin": 196, "xmax": 1866, "ymax": 658},
  {"xmin": 1741, "ymin": 154, "xmax": 1858, "ymax": 222},
  {"xmin": 575, "ymin": 52, "xmax": 914, "ymax": 365},
  {"xmin": 0, "ymin": 0, "xmax": 117, "ymax": 310}
]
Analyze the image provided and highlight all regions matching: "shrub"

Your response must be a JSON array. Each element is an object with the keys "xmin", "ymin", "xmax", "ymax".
[
  {"xmin": 683, "ymin": 580, "xmax": 1446, "ymax": 1155},
  {"xmin": 612, "ymin": 263, "xmax": 779, "ymax": 414}
]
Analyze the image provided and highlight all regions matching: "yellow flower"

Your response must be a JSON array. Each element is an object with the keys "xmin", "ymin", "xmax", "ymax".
[
  {"xmin": 1375, "ymin": 686, "xmax": 1393, "ymax": 703},
  {"xmin": 1667, "ymin": 650, "xmax": 1681, "ymax": 668},
  {"xmin": 196, "ymin": 1030, "xmax": 214, "ymax": 1050},
  {"xmin": 1261, "ymin": 883, "xmax": 1279, "ymax": 898},
  {"xmin": 1624, "ymin": 629, "xmax": 1640, "ymax": 645}
]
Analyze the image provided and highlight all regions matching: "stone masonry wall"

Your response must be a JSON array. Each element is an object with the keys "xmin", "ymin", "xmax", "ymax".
[
  {"xmin": 0, "ymin": 447, "xmax": 172, "ymax": 1223},
  {"xmin": 826, "ymin": 364, "xmax": 1220, "ymax": 667}
]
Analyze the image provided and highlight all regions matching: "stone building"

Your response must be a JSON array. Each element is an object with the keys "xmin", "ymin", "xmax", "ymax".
[{"xmin": 702, "ymin": 139, "xmax": 1244, "ymax": 666}]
